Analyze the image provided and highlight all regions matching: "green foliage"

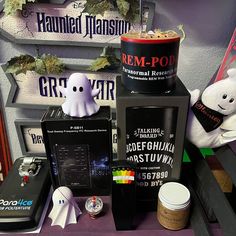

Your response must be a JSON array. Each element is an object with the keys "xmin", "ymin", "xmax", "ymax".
[
  {"xmin": 89, "ymin": 57, "xmax": 111, "ymax": 72},
  {"xmin": 5, "ymin": 54, "xmax": 65, "ymax": 75},
  {"xmin": 5, "ymin": 55, "xmax": 35, "ymax": 75},
  {"xmin": 82, "ymin": 0, "xmax": 139, "ymax": 22},
  {"xmin": 41, "ymin": 54, "xmax": 65, "ymax": 75},
  {"xmin": 89, "ymin": 46, "xmax": 120, "ymax": 71},
  {"xmin": 4, "ymin": 0, "xmax": 36, "ymax": 15},
  {"xmin": 35, "ymin": 58, "xmax": 47, "ymax": 75},
  {"xmin": 82, "ymin": 0, "xmax": 113, "ymax": 16},
  {"xmin": 116, "ymin": 0, "xmax": 130, "ymax": 17},
  {"xmin": 122, "ymin": 0, "xmax": 139, "ymax": 22}
]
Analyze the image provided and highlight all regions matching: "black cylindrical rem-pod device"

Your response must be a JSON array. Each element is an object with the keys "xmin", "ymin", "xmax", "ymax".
[{"xmin": 121, "ymin": 34, "xmax": 180, "ymax": 93}]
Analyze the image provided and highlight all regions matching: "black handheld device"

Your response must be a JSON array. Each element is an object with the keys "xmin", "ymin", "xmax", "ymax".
[
  {"xmin": 112, "ymin": 160, "xmax": 136, "ymax": 230},
  {"xmin": 0, "ymin": 157, "xmax": 51, "ymax": 231}
]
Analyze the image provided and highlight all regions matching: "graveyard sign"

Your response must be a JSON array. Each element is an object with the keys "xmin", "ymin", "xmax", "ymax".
[
  {"xmin": 0, "ymin": 0, "xmax": 155, "ymax": 47},
  {"xmin": 2, "ymin": 58, "xmax": 119, "ymax": 109}
]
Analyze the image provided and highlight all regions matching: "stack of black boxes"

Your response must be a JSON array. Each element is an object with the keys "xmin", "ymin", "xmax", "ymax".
[
  {"xmin": 116, "ymin": 34, "xmax": 190, "ymax": 211},
  {"xmin": 41, "ymin": 32, "xmax": 190, "ymax": 231}
]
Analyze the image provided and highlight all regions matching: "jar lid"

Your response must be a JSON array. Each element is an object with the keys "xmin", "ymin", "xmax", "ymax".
[
  {"xmin": 158, "ymin": 182, "xmax": 190, "ymax": 210},
  {"xmin": 121, "ymin": 34, "xmax": 180, "ymax": 44}
]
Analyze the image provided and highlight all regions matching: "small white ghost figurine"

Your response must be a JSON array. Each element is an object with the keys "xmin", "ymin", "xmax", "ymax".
[
  {"xmin": 48, "ymin": 186, "xmax": 82, "ymax": 228},
  {"xmin": 59, "ymin": 73, "xmax": 100, "ymax": 117}
]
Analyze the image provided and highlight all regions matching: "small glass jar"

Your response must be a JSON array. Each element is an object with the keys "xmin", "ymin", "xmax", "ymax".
[
  {"xmin": 157, "ymin": 182, "xmax": 190, "ymax": 230},
  {"xmin": 85, "ymin": 196, "xmax": 103, "ymax": 219}
]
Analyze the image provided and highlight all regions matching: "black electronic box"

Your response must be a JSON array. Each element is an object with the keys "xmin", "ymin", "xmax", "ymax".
[
  {"xmin": 112, "ymin": 160, "xmax": 136, "ymax": 230},
  {"xmin": 41, "ymin": 106, "xmax": 112, "ymax": 196},
  {"xmin": 0, "ymin": 157, "xmax": 51, "ymax": 231}
]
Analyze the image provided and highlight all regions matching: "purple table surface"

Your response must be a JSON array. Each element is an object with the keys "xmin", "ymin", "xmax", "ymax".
[
  {"xmin": 9, "ymin": 196, "xmax": 222, "ymax": 236},
  {"xmin": 38, "ymin": 143, "xmax": 234, "ymax": 236}
]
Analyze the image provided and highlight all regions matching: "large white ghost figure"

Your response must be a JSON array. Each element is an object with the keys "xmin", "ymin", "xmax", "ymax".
[
  {"xmin": 48, "ymin": 186, "xmax": 82, "ymax": 228},
  {"xmin": 186, "ymin": 68, "xmax": 236, "ymax": 148},
  {"xmin": 59, "ymin": 73, "xmax": 100, "ymax": 117}
]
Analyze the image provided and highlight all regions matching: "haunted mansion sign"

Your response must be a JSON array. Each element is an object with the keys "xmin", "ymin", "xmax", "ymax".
[{"xmin": 0, "ymin": 0, "xmax": 154, "ymax": 47}]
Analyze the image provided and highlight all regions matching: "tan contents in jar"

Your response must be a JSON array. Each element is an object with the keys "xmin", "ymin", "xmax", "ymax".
[
  {"xmin": 157, "ymin": 200, "xmax": 190, "ymax": 230},
  {"xmin": 123, "ymin": 29, "xmax": 180, "ymax": 40}
]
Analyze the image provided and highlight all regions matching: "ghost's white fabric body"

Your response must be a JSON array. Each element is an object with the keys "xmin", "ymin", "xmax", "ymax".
[
  {"xmin": 186, "ymin": 68, "xmax": 236, "ymax": 148},
  {"xmin": 59, "ymin": 73, "xmax": 100, "ymax": 117},
  {"xmin": 48, "ymin": 186, "xmax": 82, "ymax": 228}
]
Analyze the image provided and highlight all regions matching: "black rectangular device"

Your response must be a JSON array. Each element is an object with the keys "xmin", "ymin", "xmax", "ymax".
[
  {"xmin": 112, "ymin": 160, "xmax": 136, "ymax": 230},
  {"xmin": 0, "ymin": 157, "xmax": 51, "ymax": 231},
  {"xmin": 41, "ymin": 106, "xmax": 112, "ymax": 196}
]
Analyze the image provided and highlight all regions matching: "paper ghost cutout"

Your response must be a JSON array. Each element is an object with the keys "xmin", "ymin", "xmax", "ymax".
[
  {"xmin": 48, "ymin": 186, "xmax": 82, "ymax": 228},
  {"xmin": 59, "ymin": 73, "xmax": 100, "ymax": 117},
  {"xmin": 186, "ymin": 68, "xmax": 236, "ymax": 148}
]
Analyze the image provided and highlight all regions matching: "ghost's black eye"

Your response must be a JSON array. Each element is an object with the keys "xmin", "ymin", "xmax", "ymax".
[
  {"xmin": 229, "ymin": 98, "xmax": 234, "ymax": 103},
  {"xmin": 79, "ymin": 87, "xmax": 83, "ymax": 92},
  {"xmin": 222, "ymin": 94, "xmax": 227, "ymax": 99},
  {"xmin": 73, "ymin": 86, "xmax": 77, "ymax": 92}
]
